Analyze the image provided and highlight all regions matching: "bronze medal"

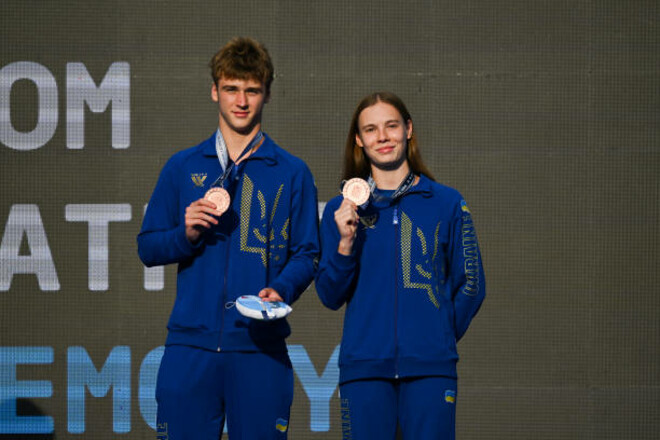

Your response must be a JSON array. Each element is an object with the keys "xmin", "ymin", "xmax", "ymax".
[
  {"xmin": 204, "ymin": 187, "xmax": 231, "ymax": 215},
  {"xmin": 342, "ymin": 178, "xmax": 370, "ymax": 205}
]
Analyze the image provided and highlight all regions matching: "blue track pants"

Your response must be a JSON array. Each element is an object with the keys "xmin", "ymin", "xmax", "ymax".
[
  {"xmin": 155, "ymin": 345, "xmax": 293, "ymax": 439},
  {"xmin": 339, "ymin": 376, "xmax": 457, "ymax": 440}
]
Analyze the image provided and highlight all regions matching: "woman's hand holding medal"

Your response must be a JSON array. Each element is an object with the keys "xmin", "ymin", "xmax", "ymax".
[
  {"xmin": 334, "ymin": 198, "xmax": 359, "ymax": 256},
  {"xmin": 335, "ymin": 177, "xmax": 370, "ymax": 255}
]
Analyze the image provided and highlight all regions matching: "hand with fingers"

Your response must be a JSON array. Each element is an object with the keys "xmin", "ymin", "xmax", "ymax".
[
  {"xmin": 258, "ymin": 287, "xmax": 284, "ymax": 303},
  {"xmin": 185, "ymin": 198, "xmax": 220, "ymax": 244},
  {"xmin": 335, "ymin": 198, "xmax": 359, "ymax": 256}
]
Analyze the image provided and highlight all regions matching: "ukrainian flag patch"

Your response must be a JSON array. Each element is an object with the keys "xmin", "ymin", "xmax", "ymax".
[
  {"xmin": 275, "ymin": 418, "xmax": 288, "ymax": 433},
  {"xmin": 445, "ymin": 389, "xmax": 456, "ymax": 404},
  {"xmin": 460, "ymin": 200, "xmax": 471, "ymax": 214}
]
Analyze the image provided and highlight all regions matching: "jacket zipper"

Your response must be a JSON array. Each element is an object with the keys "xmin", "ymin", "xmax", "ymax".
[
  {"xmin": 393, "ymin": 203, "xmax": 400, "ymax": 379},
  {"xmin": 217, "ymin": 159, "xmax": 248, "ymax": 352},
  {"xmin": 217, "ymin": 223, "xmax": 232, "ymax": 352}
]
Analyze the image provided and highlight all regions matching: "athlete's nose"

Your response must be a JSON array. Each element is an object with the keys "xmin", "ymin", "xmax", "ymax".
[{"xmin": 236, "ymin": 91, "xmax": 248, "ymax": 107}]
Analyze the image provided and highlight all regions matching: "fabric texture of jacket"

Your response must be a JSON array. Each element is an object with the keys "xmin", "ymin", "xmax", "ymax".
[
  {"xmin": 315, "ymin": 174, "xmax": 485, "ymax": 384},
  {"xmin": 138, "ymin": 132, "xmax": 319, "ymax": 353}
]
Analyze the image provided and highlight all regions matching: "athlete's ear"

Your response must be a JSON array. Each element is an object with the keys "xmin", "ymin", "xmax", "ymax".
[
  {"xmin": 211, "ymin": 82, "xmax": 219, "ymax": 102},
  {"xmin": 355, "ymin": 133, "xmax": 364, "ymax": 148}
]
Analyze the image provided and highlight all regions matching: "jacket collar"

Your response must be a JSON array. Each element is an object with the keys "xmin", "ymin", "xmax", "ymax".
[
  {"xmin": 201, "ymin": 131, "xmax": 278, "ymax": 166},
  {"xmin": 405, "ymin": 173, "xmax": 434, "ymax": 198}
]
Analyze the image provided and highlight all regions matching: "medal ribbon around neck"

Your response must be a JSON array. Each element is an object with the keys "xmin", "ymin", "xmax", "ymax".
[
  {"xmin": 367, "ymin": 171, "xmax": 416, "ymax": 204},
  {"xmin": 210, "ymin": 128, "xmax": 264, "ymax": 189},
  {"xmin": 205, "ymin": 129, "xmax": 263, "ymax": 216}
]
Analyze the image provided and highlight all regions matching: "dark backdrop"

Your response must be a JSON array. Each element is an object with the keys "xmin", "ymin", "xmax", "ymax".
[{"xmin": 1, "ymin": 1, "xmax": 658, "ymax": 438}]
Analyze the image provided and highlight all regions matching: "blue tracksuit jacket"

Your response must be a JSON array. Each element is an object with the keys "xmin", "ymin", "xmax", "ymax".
[
  {"xmin": 138, "ymin": 132, "xmax": 319, "ymax": 353},
  {"xmin": 315, "ymin": 174, "xmax": 485, "ymax": 384}
]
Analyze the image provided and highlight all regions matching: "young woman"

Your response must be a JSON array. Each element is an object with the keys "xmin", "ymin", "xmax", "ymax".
[{"xmin": 316, "ymin": 91, "xmax": 486, "ymax": 439}]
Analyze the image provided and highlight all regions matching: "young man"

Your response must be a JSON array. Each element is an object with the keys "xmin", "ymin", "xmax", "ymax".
[
  {"xmin": 138, "ymin": 37, "xmax": 319, "ymax": 439},
  {"xmin": 315, "ymin": 92, "xmax": 486, "ymax": 439}
]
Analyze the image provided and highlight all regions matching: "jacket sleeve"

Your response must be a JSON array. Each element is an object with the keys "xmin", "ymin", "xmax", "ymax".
[
  {"xmin": 268, "ymin": 164, "xmax": 320, "ymax": 305},
  {"xmin": 136, "ymin": 156, "xmax": 201, "ymax": 267},
  {"xmin": 448, "ymin": 198, "xmax": 486, "ymax": 341},
  {"xmin": 314, "ymin": 199, "xmax": 358, "ymax": 310}
]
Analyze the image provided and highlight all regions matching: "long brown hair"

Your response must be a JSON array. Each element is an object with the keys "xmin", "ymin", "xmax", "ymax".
[{"xmin": 342, "ymin": 91, "xmax": 435, "ymax": 181}]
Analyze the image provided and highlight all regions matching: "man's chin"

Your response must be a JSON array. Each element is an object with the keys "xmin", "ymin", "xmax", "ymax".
[{"xmin": 227, "ymin": 119, "xmax": 260, "ymax": 136}]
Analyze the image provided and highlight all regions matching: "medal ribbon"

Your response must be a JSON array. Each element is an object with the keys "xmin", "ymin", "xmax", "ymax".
[
  {"xmin": 210, "ymin": 129, "xmax": 264, "ymax": 189},
  {"xmin": 367, "ymin": 171, "xmax": 415, "ymax": 203}
]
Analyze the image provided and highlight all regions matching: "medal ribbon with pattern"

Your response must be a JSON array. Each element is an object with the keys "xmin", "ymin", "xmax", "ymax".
[
  {"xmin": 367, "ymin": 171, "xmax": 415, "ymax": 204},
  {"xmin": 205, "ymin": 129, "xmax": 264, "ymax": 216}
]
